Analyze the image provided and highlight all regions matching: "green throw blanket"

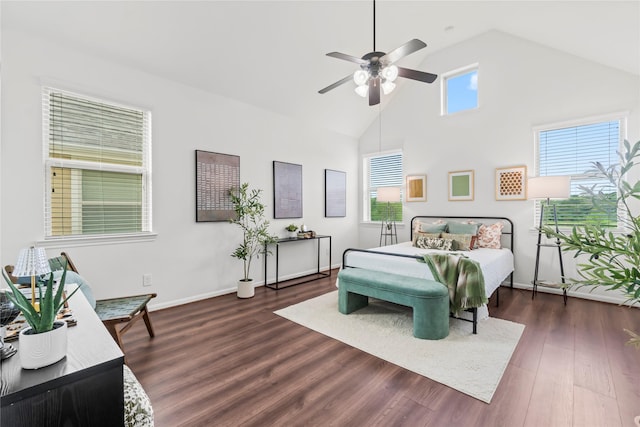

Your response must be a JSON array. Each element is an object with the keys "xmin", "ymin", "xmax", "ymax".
[{"xmin": 421, "ymin": 253, "xmax": 488, "ymax": 316}]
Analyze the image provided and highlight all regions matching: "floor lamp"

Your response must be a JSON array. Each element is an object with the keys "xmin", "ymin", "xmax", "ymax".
[
  {"xmin": 528, "ymin": 176, "xmax": 571, "ymax": 304},
  {"xmin": 377, "ymin": 187, "xmax": 401, "ymax": 246}
]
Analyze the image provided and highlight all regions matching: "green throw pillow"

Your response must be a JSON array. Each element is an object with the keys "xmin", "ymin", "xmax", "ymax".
[{"xmin": 447, "ymin": 221, "xmax": 481, "ymax": 235}]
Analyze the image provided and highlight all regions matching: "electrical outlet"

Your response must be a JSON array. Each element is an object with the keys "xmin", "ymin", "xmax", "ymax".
[{"xmin": 143, "ymin": 273, "xmax": 152, "ymax": 287}]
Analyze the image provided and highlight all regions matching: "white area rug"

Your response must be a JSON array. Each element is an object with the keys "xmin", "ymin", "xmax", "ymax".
[{"xmin": 275, "ymin": 291, "xmax": 524, "ymax": 403}]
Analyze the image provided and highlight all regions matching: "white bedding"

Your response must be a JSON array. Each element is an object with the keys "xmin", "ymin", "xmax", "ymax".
[{"xmin": 342, "ymin": 241, "xmax": 514, "ymax": 319}]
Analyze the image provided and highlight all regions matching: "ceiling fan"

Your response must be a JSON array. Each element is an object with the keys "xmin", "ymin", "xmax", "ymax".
[{"xmin": 319, "ymin": 0, "xmax": 437, "ymax": 106}]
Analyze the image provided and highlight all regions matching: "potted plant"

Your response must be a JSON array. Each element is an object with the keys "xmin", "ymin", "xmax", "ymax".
[
  {"xmin": 285, "ymin": 224, "xmax": 298, "ymax": 238},
  {"xmin": 229, "ymin": 183, "xmax": 278, "ymax": 298},
  {"xmin": 2, "ymin": 261, "xmax": 79, "ymax": 369},
  {"xmin": 543, "ymin": 139, "xmax": 640, "ymax": 349}
]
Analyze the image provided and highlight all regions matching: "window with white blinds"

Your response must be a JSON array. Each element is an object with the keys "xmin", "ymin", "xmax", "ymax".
[
  {"xmin": 534, "ymin": 114, "xmax": 625, "ymax": 228},
  {"xmin": 43, "ymin": 88, "xmax": 152, "ymax": 238},
  {"xmin": 363, "ymin": 151, "xmax": 403, "ymax": 221}
]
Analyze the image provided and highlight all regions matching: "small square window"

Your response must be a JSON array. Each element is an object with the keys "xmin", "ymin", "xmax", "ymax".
[{"xmin": 442, "ymin": 66, "xmax": 478, "ymax": 115}]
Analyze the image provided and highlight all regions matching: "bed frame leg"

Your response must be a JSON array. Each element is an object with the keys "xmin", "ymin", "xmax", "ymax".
[{"xmin": 472, "ymin": 308, "xmax": 478, "ymax": 334}]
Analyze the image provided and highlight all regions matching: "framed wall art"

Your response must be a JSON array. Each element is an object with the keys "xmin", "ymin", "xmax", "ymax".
[
  {"xmin": 448, "ymin": 170, "xmax": 474, "ymax": 201},
  {"xmin": 195, "ymin": 150, "xmax": 240, "ymax": 222},
  {"xmin": 406, "ymin": 175, "xmax": 427, "ymax": 202},
  {"xmin": 325, "ymin": 169, "xmax": 346, "ymax": 217},
  {"xmin": 495, "ymin": 165, "xmax": 527, "ymax": 201},
  {"xmin": 273, "ymin": 161, "xmax": 303, "ymax": 219}
]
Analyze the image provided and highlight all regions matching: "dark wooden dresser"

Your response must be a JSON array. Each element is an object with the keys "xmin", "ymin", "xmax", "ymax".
[{"xmin": 1, "ymin": 286, "xmax": 125, "ymax": 426}]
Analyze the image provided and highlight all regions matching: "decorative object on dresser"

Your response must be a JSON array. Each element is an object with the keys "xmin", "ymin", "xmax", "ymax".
[
  {"xmin": 195, "ymin": 150, "xmax": 240, "ymax": 222},
  {"xmin": 0, "ymin": 290, "xmax": 20, "ymax": 360},
  {"xmin": 2, "ymin": 254, "xmax": 79, "ymax": 369},
  {"xmin": 448, "ymin": 170, "xmax": 474, "ymax": 201},
  {"xmin": 495, "ymin": 165, "xmax": 527, "ymax": 200},
  {"xmin": 377, "ymin": 186, "xmax": 401, "ymax": 246},
  {"xmin": 229, "ymin": 183, "xmax": 278, "ymax": 298},
  {"xmin": 528, "ymin": 175, "xmax": 571, "ymax": 304},
  {"xmin": 324, "ymin": 169, "xmax": 347, "ymax": 217},
  {"xmin": 405, "ymin": 175, "xmax": 426, "ymax": 202}
]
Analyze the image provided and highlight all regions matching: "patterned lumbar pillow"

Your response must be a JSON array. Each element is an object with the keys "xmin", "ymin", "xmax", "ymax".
[
  {"xmin": 415, "ymin": 236, "xmax": 454, "ymax": 251},
  {"xmin": 412, "ymin": 231, "xmax": 441, "ymax": 246},
  {"xmin": 441, "ymin": 233, "xmax": 475, "ymax": 251}
]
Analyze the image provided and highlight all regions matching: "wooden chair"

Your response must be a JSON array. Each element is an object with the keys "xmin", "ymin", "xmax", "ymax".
[{"xmin": 47, "ymin": 252, "xmax": 157, "ymax": 351}]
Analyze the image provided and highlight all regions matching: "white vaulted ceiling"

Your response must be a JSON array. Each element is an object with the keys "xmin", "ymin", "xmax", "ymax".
[{"xmin": 3, "ymin": 1, "xmax": 639, "ymax": 138}]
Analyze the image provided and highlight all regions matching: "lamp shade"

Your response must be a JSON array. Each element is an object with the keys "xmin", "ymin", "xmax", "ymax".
[
  {"xmin": 377, "ymin": 187, "xmax": 401, "ymax": 203},
  {"xmin": 528, "ymin": 176, "xmax": 571, "ymax": 200},
  {"xmin": 12, "ymin": 247, "xmax": 51, "ymax": 278}
]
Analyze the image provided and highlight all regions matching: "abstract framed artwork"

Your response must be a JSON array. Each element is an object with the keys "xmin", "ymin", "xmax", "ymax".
[
  {"xmin": 448, "ymin": 170, "xmax": 474, "ymax": 201},
  {"xmin": 406, "ymin": 175, "xmax": 427, "ymax": 202},
  {"xmin": 273, "ymin": 161, "xmax": 303, "ymax": 219},
  {"xmin": 495, "ymin": 165, "xmax": 527, "ymax": 201},
  {"xmin": 325, "ymin": 169, "xmax": 346, "ymax": 217},
  {"xmin": 195, "ymin": 150, "xmax": 240, "ymax": 222}
]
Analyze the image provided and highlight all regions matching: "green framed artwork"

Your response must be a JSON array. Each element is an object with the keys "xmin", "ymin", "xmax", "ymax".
[{"xmin": 448, "ymin": 170, "xmax": 474, "ymax": 201}]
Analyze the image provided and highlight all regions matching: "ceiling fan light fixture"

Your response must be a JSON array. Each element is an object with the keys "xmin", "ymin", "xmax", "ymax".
[
  {"xmin": 381, "ymin": 65, "xmax": 399, "ymax": 82},
  {"xmin": 353, "ymin": 69, "xmax": 369, "ymax": 86},
  {"xmin": 381, "ymin": 80, "xmax": 396, "ymax": 95},
  {"xmin": 355, "ymin": 84, "xmax": 369, "ymax": 98}
]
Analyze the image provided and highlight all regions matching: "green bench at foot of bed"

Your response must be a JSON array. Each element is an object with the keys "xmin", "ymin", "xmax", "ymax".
[{"xmin": 338, "ymin": 267, "xmax": 450, "ymax": 340}]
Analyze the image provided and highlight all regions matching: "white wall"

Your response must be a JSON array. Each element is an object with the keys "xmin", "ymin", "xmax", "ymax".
[
  {"xmin": 359, "ymin": 30, "xmax": 640, "ymax": 304},
  {"xmin": 1, "ymin": 29, "xmax": 359, "ymax": 309}
]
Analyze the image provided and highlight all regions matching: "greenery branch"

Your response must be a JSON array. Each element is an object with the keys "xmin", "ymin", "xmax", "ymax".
[{"xmin": 542, "ymin": 139, "xmax": 640, "ymax": 347}]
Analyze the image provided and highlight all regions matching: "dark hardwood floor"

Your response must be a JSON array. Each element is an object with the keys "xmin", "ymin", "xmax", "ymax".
[{"xmin": 124, "ymin": 270, "xmax": 640, "ymax": 426}]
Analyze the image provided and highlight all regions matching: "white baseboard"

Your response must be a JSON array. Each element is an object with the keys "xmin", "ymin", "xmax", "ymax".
[
  {"xmin": 148, "ymin": 263, "xmax": 341, "ymax": 311},
  {"xmin": 509, "ymin": 281, "xmax": 637, "ymax": 307}
]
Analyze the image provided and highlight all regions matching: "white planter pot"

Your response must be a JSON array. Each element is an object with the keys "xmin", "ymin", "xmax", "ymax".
[
  {"xmin": 237, "ymin": 279, "xmax": 255, "ymax": 299},
  {"xmin": 19, "ymin": 320, "xmax": 67, "ymax": 369},
  {"xmin": 287, "ymin": 231, "xmax": 297, "ymax": 238}
]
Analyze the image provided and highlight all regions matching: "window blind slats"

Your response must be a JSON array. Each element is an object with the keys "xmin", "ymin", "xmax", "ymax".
[
  {"xmin": 44, "ymin": 88, "xmax": 151, "ymax": 238},
  {"xmin": 365, "ymin": 152, "xmax": 403, "ymax": 221},
  {"xmin": 536, "ymin": 118, "xmax": 621, "ymax": 228}
]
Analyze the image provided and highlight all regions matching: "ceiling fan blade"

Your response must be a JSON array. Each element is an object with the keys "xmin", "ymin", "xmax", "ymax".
[
  {"xmin": 326, "ymin": 52, "xmax": 368, "ymax": 65},
  {"xmin": 381, "ymin": 39, "xmax": 427, "ymax": 64},
  {"xmin": 397, "ymin": 66, "xmax": 438, "ymax": 84},
  {"xmin": 318, "ymin": 75, "xmax": 353, "ymax": 94},
  {"xmin": 368, "ymin": 78, "xmax": 380, "ymax": 106}
]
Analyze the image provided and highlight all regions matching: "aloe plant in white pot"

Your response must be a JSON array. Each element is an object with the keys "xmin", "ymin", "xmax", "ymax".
[
  {"xmin": 229, "ymin": 183, "xmax": 278, "ymax": 298},
  {"xmin": 2, "ymin": 261, "xmax": 79, "ymax": 369}
]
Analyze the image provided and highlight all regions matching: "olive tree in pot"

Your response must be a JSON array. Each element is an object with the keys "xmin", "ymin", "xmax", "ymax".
[
  {"xmin": 229, "ymin": 183, "xmax": 278, "ymax": 298},
  {"xmin": 543, "ymin": 139, "xmax": 640, "ymax": 349},
  {"xmin": 2, "ymin": 261, "xmax": 79, "ymax": 369}
]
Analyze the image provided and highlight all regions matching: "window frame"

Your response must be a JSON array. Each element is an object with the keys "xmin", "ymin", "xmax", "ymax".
[
  {"xmin": 42, "ymin": 86, "xmax": 154, "ymax": 244},
  {"xmin": 362, "ymin": 149, "xmax": 404, "ymax": 223},
  {"xmin": 441, "ymin": 63, "xmax": 479, "ymax": 116},
  {"xmin": 532, "ymin": 111, "xmax": 628, "ymax": 231}
]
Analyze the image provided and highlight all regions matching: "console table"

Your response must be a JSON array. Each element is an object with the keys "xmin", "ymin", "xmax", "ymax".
[
  {"xmin": 1, "ymin": 285, "xmax": 125, "ymax": 426},
  {"xmin": 264, "ymin": 235, "xmax": 331, "ymax": 290}
]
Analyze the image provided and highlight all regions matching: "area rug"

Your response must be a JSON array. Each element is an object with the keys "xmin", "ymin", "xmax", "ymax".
[{"xmin": 274, "ymin": 291, "xmax": 524, "ymax": 403}]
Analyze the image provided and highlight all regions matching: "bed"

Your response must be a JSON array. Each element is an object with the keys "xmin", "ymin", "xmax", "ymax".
[{"xmin": 341, "ymin": 216, "xmax": 515, "ymax": 332}]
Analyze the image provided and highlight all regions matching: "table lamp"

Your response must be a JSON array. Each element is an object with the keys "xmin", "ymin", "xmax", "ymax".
[
  {"xmin": 377, "ymin": 186, "xmax": 401, "ymax": 245},
  {"xmin": 12, "ymin": 246, "xmax": 52, "ymax": 310},
  {"xmin": 528, "ymin": 176, "xmax": 571, "ymax": 303}
]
